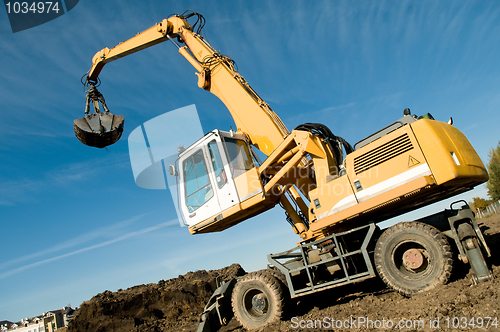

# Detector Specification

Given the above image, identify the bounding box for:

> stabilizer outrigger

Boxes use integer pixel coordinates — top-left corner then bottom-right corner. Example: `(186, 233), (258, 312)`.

(196, 277), (236, 332)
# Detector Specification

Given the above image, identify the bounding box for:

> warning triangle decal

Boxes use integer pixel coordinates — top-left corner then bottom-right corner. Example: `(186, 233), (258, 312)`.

(408, 155), (421, 168)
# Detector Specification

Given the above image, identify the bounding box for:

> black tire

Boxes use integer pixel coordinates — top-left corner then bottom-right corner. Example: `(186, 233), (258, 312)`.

(231, 271), (284, 330)
(374, 221), (453, 297)
(264, 267), (288, 288)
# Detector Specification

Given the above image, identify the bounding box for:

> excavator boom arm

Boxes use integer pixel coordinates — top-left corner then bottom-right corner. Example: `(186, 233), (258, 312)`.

(87, 19), (172, 82)
(171, 19), (290, 155)
(84, 14), (289, 155)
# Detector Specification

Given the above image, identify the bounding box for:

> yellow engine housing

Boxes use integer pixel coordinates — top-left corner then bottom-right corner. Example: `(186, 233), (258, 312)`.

(305, 119), (488, 239)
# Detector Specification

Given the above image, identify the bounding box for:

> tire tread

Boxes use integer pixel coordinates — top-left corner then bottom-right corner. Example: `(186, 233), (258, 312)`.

(231, 270), (285, 330)
(374, 221), (453, 297)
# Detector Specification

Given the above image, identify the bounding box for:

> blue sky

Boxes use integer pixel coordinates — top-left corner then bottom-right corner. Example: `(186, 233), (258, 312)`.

(1, 0), (499, 322)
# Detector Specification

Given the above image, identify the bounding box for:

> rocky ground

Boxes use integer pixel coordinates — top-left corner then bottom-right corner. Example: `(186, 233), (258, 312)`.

(68, 215), (500, 332)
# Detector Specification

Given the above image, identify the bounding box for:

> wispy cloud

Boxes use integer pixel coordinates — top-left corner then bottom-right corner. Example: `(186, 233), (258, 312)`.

(284, 101), (358, 126)
(0, 213), (147, 270)
(0, 154), (130, 206)
(0, 218), (178, 280)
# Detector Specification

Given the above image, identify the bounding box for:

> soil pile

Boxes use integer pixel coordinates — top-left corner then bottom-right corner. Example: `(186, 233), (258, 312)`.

(69, 215), (500, 332)
(68, 264), (245, 332)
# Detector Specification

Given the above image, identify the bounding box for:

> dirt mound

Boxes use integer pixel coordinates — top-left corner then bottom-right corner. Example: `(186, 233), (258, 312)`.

(68, 264), (245, 332)
(69, 215), (500, 332)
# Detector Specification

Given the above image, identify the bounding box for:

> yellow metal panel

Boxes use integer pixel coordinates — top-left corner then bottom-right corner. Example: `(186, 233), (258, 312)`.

(345, 125), (426, 192)
(307, 175), (435, 238)
(411, 120), (488, 186)
(309, 174), (357, 222)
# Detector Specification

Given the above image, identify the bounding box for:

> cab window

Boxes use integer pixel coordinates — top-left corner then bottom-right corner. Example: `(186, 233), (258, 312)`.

(208, 140), (227, 189)
(182, 149), (214, 212)
(224, 138), (254, 177)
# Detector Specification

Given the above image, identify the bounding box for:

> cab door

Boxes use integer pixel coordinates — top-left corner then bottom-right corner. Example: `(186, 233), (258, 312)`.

(207, 138), (240, 212)
(178, 133), (239, 227)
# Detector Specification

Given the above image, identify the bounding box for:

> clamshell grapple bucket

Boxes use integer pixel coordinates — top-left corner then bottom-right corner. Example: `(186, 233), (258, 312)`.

(74, 112), (124, 148)
(74, 84), (124, 148)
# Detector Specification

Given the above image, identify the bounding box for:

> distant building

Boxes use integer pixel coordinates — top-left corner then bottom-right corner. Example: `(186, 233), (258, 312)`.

(0, 317), (43, 332)
(0, 321), (13, 332)
(1, 307), (75, 332)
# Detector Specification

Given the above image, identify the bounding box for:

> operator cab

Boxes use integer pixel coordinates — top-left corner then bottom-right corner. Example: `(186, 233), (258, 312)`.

(174, 130), (267, 231)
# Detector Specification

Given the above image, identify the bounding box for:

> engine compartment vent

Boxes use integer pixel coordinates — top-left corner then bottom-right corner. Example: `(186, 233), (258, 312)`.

(354, 134), (413, 175)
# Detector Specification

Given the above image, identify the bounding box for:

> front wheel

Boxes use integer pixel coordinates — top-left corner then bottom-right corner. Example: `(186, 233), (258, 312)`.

(374, 221), (453, 297)
(231, 271), (285, 330)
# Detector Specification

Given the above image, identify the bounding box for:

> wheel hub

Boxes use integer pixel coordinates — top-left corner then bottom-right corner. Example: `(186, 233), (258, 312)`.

(402, 248), (424, 270)
(251, 293), (267, 313)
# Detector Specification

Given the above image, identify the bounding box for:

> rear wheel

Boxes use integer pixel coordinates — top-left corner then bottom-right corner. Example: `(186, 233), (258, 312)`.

(374, 221), (453, 296)
(231, 271), (284, 330)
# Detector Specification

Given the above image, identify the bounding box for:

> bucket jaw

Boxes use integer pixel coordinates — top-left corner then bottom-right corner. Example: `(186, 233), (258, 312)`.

(74, 84), (124, 148)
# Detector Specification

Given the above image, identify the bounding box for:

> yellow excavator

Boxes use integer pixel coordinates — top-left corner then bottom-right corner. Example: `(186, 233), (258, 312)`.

(75, 11), (493, 331)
